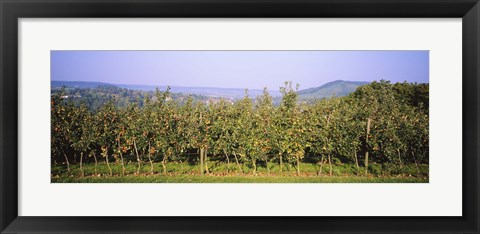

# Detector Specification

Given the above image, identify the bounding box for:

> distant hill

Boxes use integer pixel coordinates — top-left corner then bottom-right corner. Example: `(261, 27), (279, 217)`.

(51, 81), (282, 99)
(51, 81), (114, 89)
(298, 80), (370, 99)
(51, 80), (368, 100)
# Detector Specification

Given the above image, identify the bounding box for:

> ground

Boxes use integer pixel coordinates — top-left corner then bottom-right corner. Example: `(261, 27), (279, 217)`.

(51, 161), (429, 183)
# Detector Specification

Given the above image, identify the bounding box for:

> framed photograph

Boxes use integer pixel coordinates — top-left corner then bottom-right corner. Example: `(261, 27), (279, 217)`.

(1, 0), (478, 233)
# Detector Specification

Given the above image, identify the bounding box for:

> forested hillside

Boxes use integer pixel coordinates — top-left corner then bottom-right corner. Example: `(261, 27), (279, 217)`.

(297, 80), (370, 99)
(51, 85), (212, 110)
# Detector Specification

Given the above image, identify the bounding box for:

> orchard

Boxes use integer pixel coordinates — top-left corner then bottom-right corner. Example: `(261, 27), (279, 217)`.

(51, 80), (429, 182)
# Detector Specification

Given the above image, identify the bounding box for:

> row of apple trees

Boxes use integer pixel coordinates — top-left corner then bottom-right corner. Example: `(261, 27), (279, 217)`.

(51, 80), (428, 176)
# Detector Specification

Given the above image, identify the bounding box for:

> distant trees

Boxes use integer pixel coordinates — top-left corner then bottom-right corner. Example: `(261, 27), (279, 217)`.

(51, 80), (429, 177)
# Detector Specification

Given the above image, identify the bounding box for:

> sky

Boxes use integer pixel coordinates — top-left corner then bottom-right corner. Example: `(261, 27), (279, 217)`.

(51, 50), (429, 91)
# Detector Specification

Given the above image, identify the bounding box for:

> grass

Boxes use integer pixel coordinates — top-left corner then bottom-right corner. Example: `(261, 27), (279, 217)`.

(51, 161), (428, 183)
(52, 174), (427, 183)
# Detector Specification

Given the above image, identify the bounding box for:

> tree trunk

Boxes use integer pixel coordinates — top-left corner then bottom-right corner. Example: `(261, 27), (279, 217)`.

(233, 152), (243, 173)
(147, 142), (154, 174)
(265, 158), (270, 175)
(162, 156), (167, 175)
(223, 149), (230, 173)
(93, 153), (98, 175)
(133, 140), (142, 175)
(364, 152), (369, 175)
(365, 118), (371, 175)
(106, 153), (112, 176)
(252, 159), (257, 175)
(397, 148), (403, 169)
(296, 155), (301, 176)
(204, 148), (210, 174)
(79, 152), (84, 177)
(354, 151), (360, 175)
(318, 155), (325, 176)
(117, 136), (126, 176)
(328, 154), (333, 176)
(279, 154), (283, 172)
(63, 153), (70, 173)
(200, 148), (204, 175)
(412, 150), (420, 176)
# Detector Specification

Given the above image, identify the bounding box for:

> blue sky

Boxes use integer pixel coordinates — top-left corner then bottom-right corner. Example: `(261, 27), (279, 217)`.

(51, 50), (429, 90)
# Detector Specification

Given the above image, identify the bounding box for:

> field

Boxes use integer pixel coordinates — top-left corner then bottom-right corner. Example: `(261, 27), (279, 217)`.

(51, 162), (428, 183)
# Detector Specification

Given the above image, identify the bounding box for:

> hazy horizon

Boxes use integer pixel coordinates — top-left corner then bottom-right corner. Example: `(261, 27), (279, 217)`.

(51, 51), (429, 90)
(52, 79), (374, 91)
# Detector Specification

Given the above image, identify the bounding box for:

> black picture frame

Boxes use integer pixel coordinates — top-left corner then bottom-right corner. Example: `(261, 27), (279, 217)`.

(1, 0), (478, 233)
